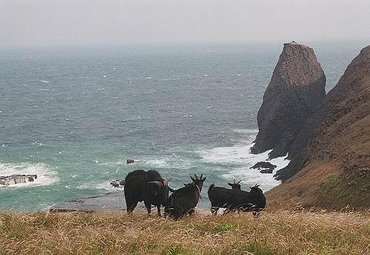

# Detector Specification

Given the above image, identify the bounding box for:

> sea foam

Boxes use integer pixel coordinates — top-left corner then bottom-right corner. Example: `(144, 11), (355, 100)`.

(198, 129), (290, 192)
(0, 162), (58, 188)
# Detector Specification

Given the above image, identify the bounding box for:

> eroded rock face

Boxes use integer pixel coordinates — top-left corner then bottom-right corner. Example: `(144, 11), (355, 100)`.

(251, 42), (326, 158)
(275, 45), (370, 182)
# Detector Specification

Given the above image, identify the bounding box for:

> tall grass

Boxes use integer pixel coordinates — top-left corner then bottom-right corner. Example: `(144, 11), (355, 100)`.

(0, 210), (369, 255)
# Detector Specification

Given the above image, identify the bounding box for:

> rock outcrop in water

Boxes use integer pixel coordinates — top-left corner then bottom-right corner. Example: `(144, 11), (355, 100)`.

(251, 42), (326, 158)
(250, 162), (277, 174)
(0, 174), (38, 186)
(268, 45), (370, 209)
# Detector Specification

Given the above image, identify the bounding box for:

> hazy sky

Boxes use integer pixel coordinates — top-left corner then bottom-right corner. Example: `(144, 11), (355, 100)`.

(1, 0), (370, 48)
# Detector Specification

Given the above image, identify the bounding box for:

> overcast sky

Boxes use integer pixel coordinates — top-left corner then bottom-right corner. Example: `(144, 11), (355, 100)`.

(1, 0), (370, 48)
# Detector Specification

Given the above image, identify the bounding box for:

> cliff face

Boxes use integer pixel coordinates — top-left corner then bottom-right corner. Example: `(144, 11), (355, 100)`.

(269, 45), (370, 209)
(251, 42), (326, 158)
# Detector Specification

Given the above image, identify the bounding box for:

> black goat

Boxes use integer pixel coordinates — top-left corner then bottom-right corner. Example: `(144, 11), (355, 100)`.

(228, 184), (266, 213)
(208, 180), (241, 215)
(164, 174), (207, 220)
(124, 170), (173, 216)
(208, 183), (266, 215)
(227, 180), (242, 190)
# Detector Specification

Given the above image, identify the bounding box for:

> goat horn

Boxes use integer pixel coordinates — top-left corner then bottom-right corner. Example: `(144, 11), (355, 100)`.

(194, 174), (198, 180)
(148, 181), (163, 187)
(237, 180), (241, 184)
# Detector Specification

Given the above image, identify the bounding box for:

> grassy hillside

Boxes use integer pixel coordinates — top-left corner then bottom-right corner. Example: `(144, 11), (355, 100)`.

(0, 210), (369, 255)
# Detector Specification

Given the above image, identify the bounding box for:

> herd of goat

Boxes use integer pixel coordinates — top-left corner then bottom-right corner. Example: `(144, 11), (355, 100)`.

(111, 169), (266, 220)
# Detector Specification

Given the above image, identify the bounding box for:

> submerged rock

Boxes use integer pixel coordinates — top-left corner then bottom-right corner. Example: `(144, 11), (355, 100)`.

(251, 41), (326, 159)
(250, 161), (277, 170)
(250, 161), (276, 174)
(0, 174), (38, 186)
(110, 179), (125, 187)
(260, 169), (273, 174)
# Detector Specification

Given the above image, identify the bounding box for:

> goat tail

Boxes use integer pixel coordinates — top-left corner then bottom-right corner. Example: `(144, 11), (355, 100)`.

(208, 184), (215, 193)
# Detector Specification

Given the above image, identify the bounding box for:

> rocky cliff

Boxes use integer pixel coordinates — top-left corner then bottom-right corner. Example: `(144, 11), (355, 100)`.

(269, 45), (370, 209)
(251, 42), (326, 158)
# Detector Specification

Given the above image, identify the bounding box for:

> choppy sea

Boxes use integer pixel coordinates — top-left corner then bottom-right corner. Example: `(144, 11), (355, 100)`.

(0, 42), (362, 211)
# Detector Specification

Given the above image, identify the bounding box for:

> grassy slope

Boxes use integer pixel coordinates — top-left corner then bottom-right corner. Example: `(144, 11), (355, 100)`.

(0, 211), (369, 255)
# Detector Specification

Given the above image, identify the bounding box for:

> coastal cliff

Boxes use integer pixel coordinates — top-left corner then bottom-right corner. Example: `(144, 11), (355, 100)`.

(251, 42), (326, 158)
(268, 45), (370, 209)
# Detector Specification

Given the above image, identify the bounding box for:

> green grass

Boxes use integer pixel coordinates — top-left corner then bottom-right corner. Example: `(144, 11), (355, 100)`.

(0, 210), (369, 255)
(317, 174), (360, 209)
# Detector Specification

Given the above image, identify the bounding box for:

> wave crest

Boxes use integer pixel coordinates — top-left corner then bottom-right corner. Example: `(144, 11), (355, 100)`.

(0, 162), (58, 188)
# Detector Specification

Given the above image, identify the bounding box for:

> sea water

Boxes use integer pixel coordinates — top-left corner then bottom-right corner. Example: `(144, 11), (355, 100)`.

(0, 43), (362, 211)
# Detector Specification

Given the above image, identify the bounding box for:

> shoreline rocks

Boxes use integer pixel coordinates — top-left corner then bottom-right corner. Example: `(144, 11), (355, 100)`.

(110, 179), (125, 187)
(0, 174), (38, 186)
(250, 161), (276, 174)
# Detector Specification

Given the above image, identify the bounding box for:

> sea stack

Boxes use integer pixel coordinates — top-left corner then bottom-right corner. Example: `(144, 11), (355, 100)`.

(269, 45), (370, 209)
(251, 41), (326, 158)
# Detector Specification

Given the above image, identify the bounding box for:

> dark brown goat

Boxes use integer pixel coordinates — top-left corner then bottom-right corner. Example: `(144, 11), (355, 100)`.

(164, 174), (207, 220)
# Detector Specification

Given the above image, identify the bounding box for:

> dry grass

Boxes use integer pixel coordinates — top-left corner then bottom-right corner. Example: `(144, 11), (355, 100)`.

(0, 210), (369, 255)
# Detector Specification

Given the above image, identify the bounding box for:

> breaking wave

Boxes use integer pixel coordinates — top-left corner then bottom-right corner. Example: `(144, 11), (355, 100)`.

(197, 131), (290, 192)
(0, 162), (59, 188)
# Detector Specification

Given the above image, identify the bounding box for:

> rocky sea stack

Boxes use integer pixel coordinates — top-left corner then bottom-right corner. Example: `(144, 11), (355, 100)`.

(251, 42), (326, 158)
(268, 45), (370, 209)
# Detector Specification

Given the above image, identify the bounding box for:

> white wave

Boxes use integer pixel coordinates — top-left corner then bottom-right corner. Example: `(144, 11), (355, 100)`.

(143, 159), (169, 168)
(221, 153), (290, 192)
(159, 78), (181, 81)
(198, 139), (290, 191)
(222, 150), (290, 191)
(199, 143), (257, 165)
(31, 141), (45, 146)
(40, 80), (50, 83)
(233, 129), (259, 134)
(269, 155), (291, 170)
(103, 154), (195, 171)
(0, 162), (58, 188)
(221, 167), (281, 192)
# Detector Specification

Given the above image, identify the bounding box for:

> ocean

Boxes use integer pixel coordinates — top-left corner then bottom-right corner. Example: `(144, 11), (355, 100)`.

(0, 42), (362, 211)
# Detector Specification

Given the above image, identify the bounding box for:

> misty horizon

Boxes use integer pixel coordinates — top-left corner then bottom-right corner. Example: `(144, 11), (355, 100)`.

(1, 0), (370, 49)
